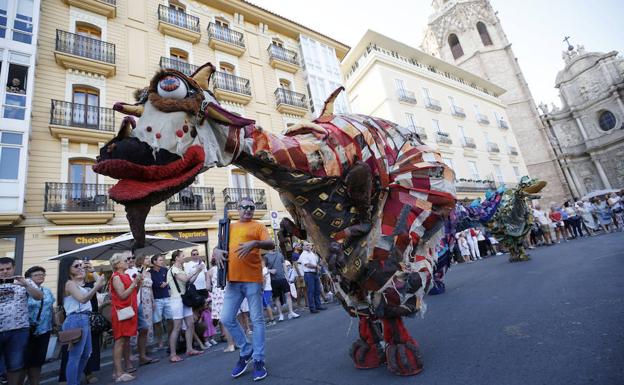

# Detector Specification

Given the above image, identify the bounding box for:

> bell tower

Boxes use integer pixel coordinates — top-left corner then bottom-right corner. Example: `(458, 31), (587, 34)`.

(422, 0), (571, 203)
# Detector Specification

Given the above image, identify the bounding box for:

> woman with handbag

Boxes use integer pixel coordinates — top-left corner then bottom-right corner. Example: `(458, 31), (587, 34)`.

(166, 250), (205, 363)
(58, 257), (105, 385)
(24, 266), (55, 385)
(109, 252), (141, 382)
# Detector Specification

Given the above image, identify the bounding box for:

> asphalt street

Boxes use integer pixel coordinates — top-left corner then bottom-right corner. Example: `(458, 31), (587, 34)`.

(44, 232), (624, 385)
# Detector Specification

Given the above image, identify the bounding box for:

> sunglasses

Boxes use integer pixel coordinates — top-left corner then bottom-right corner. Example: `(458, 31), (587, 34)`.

(72, 264), (83, 269)
(127, 257), (136, 260)
(239, 205), (255, 211)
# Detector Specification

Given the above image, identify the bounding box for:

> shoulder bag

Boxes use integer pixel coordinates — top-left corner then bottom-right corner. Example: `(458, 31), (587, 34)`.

(170, 269), (205, 308)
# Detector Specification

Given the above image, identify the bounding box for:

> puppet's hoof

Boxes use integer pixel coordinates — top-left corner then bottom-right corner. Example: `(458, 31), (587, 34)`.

(509, 255), (531, 263)
(350, 339), (385, 369)
(385, 342), (423, 376)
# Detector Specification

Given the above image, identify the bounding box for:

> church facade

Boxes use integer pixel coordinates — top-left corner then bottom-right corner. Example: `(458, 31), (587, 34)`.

(422, 0), (572, 203)
(538, 45), (624, 197)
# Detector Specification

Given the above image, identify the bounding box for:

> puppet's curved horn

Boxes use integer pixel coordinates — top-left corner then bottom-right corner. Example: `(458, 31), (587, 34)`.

(191, 63), (216, 90)
(113, 102), (144, 117)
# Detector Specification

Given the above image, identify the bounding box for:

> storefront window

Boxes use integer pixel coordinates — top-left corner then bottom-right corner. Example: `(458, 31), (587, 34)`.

(4, 63), (28, 120)
(0, 132), (22, 180)
(13, 0), (33, 44)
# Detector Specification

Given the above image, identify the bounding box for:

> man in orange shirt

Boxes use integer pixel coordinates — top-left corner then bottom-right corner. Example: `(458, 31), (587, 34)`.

(213, 197), (274, 381)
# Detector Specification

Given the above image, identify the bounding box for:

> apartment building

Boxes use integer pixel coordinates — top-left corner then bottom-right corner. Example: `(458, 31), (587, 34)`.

(342, 30), (529, 200)
(0, 0), (39, 273)
(21, 0), (348, 283)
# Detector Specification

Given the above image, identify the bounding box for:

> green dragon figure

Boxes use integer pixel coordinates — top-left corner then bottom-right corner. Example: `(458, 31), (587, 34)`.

(487, 176), (547, 262)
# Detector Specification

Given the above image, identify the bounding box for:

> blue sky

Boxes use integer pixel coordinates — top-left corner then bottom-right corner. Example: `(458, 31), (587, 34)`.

(248, 0), (623, 106)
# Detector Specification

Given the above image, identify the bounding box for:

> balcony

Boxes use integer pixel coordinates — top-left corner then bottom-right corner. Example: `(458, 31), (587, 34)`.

(456, 179), (496, 193)
(397, 89), (417, 104)
(160, 56), (198, 76)
(49, 100), (116, 144)
(487, 142), (500, 153)
(275, 88), (308, 116)
(208, 22), (245, 56)
(268, 44), (299, 73)
(213, 72), (252, 105)
(436, 132), (452, 145)
(409, 125), (427, 140)
(451, 105), (466, 118)
(54, 30), (116, 77)
(476, 113), (490, 125)
(43, 182), (115, 225)
(223, 188), (268, 219)
(157, 5), (201, 43)
(461, 137), (476, 149)
(62, 0), (116, 18)
(498, 119), (509, 129)
(508, 145), (519, 156)
(425, 97), (442, 112)
(165, 187), (217, 222)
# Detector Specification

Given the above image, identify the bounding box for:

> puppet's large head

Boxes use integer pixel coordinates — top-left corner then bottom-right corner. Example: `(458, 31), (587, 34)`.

(94, 62), (254, 248)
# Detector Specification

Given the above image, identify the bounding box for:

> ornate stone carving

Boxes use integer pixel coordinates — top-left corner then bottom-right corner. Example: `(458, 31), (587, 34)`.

(428, 1), (497, 46)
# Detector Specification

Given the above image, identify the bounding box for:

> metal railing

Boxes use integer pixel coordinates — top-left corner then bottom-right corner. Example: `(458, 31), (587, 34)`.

(44, 182), (114, 212)
(213, 72), (252, 95)
(498, 119), (509, 129)
(55, 29), (115, 64)
(165, 187), (216, 211)
(425, 97), (442, 111)
(461, 137), (476, 148)
(436, 132), (452, 144)
(50, 100), (116, 131)
(158, 5), (200, 32)
(208, 22), (245, 47)
(408, 125), (427, 140)
(456, 180), (496, 192)
(508, 145), (519, 155)
(268, 44), (299, 66)
(487, 142), (500, 153)
(451, 105), (466, 118)
(223, 188), (267, 210)
(275, 88), (307, 109)
(397, 89), (417, 104)
(96, 0), (116, 4)
(160, 56), (198, 76)
(476, 113), (490, 125)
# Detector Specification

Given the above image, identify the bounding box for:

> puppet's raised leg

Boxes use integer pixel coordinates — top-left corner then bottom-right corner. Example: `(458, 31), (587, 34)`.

(383, 318), (423, 376)
(350, 317), (385, 369)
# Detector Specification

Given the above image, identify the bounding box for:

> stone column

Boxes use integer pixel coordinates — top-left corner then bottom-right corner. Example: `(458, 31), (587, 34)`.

(562, 166), (581, 198)
(615, 96), (624, 116)
(592, 158), (612, 189)
(573, 114), (589, 140)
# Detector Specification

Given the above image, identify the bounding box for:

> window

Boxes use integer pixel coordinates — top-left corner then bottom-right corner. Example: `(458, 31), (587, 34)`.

(493, 164), (503, 183)
(476, 22), (493, 46)
(459, 125), (467, 140)
(598, 110), (616, 131)
(69, 159), (97, 200)
(72, 86), (100, 127)
(13, 0), (33, 44)
(168, 0), (185, 13)
(272, 38), (284, 48)
(448, 96), (455, 107)
(405, 113), (417, 128)
(468, 161), (479, 179)
(513, 166), (520, 178)
(0, 0), (7, 38)
(231, 169), (250, 190)
(4, 63), (28, 120)
(279, 78), (292, 90)
(448, 33), (463, 59)
(432, 119), (440, 132)
(395, 79), (405, 91)
(422, 87), (431, 99)
(219, 62), (235, 74)
(214, 16), (228, 28)
(0, 132), (22, 180)
(75, 22), (101, 39)
(170, 48), (188, 62)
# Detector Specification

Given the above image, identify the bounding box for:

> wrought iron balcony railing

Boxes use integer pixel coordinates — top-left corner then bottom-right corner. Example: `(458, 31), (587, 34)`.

(498, 119), (509, 129)
(55, 29), (115, 64)
(50, 99), (116, 131)
(425, 97), (442, 111)
(223, 188), (267, 210)
(408, 125), (427, 140)
(487, 142), (500, 153)
(158, 5), (200, 32)
(451, 105), (466, 118)
(165, 187), (216, 211)
(213, 72), (252, 95)
(476, 113), (490, 125)
(44, 182), (114, 212)
(397, 89), (417, 104)
(436, 132), (452, 144)
(456, 180), (497, 192)
(159, 56), (198, 76)
(508, 145), (519, 155)
(267, 44), (299, 66)
(208, 22), (245, 48)
(461, 137), (476, 148)
(275, 88), (307, 109)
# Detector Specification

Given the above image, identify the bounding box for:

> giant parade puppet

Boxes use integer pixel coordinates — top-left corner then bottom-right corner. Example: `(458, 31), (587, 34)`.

(93, 63), (456, 376)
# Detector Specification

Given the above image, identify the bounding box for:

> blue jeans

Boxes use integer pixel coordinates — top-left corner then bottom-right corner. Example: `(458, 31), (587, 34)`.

(63, 313), (92, 385)
(304, 272), (322, 311)
(0, 327), (29, 371)
(221, 282), (265, 361)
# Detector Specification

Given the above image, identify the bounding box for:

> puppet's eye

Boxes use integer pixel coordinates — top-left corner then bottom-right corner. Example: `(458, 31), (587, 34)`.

(157, 75), (187, 99)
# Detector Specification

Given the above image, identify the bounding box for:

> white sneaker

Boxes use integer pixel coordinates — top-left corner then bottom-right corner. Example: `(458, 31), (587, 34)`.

(278, 314), (284, 322)
(288, 312), (300, 319)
